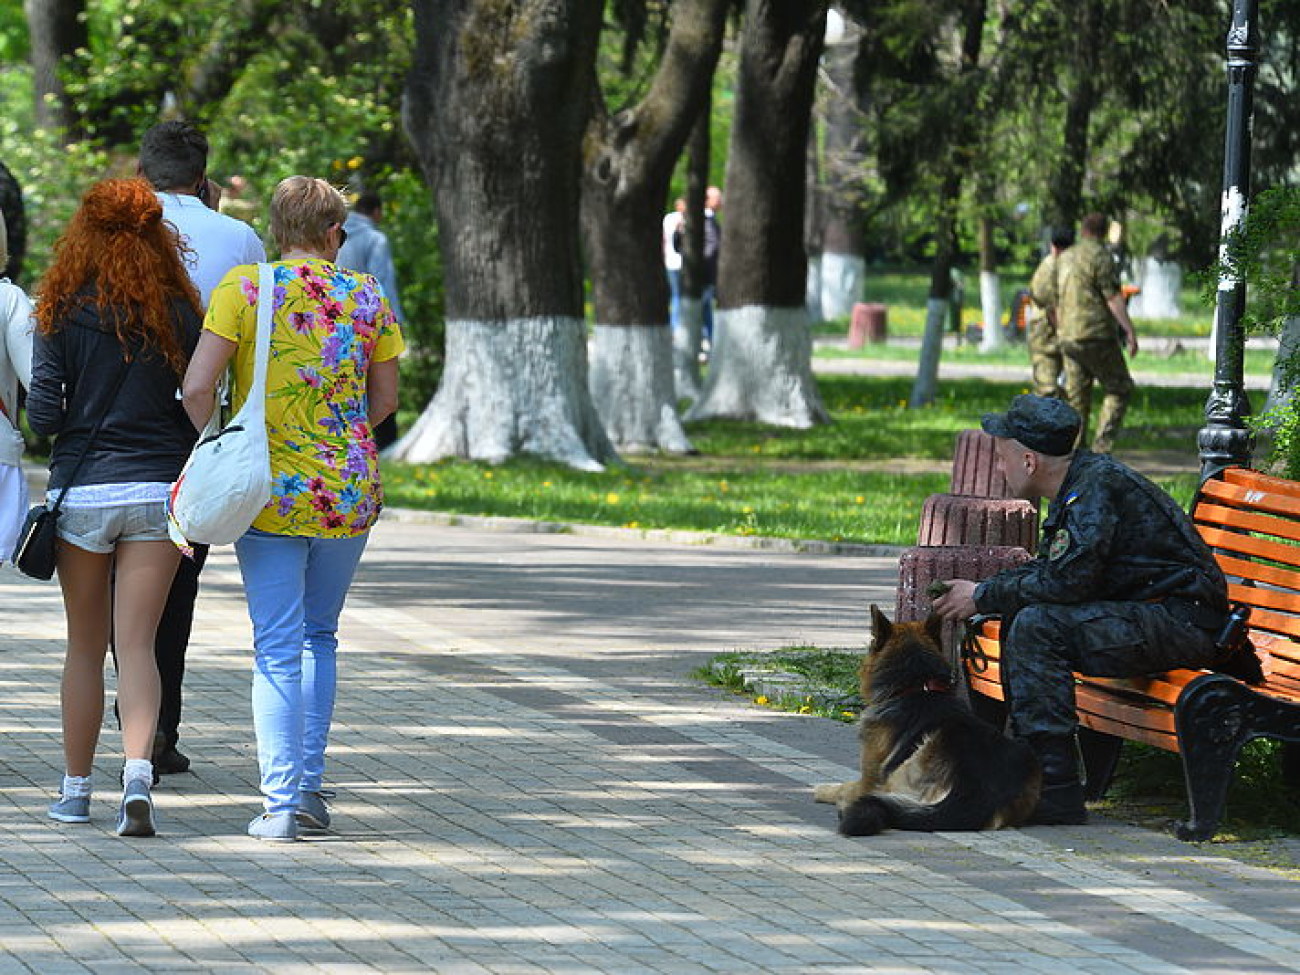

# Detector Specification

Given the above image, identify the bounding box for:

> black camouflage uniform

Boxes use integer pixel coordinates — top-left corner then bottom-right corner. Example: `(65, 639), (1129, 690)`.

(974, 450), (1229, 739)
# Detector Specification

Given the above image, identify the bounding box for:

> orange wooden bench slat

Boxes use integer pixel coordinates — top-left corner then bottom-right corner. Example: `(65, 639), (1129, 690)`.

(1223, 466), (1300, 498)
(1217, 555), (1300, 597)
(1198, 525), (1300, 569)
(1194, 501), (1300, 544)
(1224, 582), (1300, 623)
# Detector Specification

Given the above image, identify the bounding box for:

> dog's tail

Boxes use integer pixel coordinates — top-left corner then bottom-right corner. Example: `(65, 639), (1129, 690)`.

(839, 786), (998, 837)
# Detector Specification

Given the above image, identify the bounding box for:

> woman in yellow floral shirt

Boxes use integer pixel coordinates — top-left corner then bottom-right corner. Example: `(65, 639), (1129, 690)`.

(182, 176), (403, 842)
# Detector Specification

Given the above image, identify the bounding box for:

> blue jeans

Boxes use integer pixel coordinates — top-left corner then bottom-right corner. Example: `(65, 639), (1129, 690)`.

(666, 268), (682, 330)
(234, 528), (369, 815)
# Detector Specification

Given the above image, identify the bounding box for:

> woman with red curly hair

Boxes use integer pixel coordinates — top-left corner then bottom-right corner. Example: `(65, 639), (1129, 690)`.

(28, 178), (203, 838)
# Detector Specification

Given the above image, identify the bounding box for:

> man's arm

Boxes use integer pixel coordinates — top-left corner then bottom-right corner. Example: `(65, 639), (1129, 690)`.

(1108, 292), (1138, 357)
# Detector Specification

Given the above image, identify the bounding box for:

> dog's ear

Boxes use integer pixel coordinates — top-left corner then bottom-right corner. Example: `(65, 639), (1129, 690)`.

(923, 612), (944, 646)
(869, 605), (892, 644)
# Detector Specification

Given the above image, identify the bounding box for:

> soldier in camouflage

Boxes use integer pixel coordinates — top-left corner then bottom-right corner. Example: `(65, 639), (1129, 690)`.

(1055, 213), (1139, 453)
(1025, 226), (1075, 398)
(933, 394), (1229, 825)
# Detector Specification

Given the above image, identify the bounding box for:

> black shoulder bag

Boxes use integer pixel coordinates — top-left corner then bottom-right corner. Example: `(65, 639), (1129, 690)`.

(11, 358), (133, 580)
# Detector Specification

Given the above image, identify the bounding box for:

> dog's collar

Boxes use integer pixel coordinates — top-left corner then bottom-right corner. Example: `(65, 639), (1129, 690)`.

(901, 677), (953, 696)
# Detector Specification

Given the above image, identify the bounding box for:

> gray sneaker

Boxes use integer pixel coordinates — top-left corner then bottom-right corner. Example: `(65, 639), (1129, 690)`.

(296, 791), (331, 830)
(248, 811), (299, 842)
(116, 779), (156, 837)
(48, 794), (91, 824)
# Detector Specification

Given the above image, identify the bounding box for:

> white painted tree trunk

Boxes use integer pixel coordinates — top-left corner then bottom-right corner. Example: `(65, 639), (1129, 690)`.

(674, 296), (704, 402)
(910, 297), (949, 407)
(390, 316), (615, 471)
(820, 251), (865, 322)
(978, 270), (1003, 352)
(685, 305), (829, 428)
(1129, 257), (1182, 319)
(805, 255), (822, 323)
(590, 324), (693, 454)
(1265, 315), (1300, 414)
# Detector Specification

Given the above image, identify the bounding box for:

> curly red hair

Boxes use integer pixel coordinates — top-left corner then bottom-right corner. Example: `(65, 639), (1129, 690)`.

(35, 178), (202, 376)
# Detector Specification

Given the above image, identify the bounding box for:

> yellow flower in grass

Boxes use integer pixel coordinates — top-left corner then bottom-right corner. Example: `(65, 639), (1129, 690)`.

(605, 492), (620, 504)
(483, 471), (494, 479)
(855, 495), (865, 504)
(754, 695), (770, 705)
(542, 481), (552, 488)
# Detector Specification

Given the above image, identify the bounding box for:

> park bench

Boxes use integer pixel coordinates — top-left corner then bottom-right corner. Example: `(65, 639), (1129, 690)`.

(962, 466), (1300, 841)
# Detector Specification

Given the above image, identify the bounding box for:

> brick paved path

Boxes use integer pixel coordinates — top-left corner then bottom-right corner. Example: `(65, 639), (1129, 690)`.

(1, 517), (1297, 973)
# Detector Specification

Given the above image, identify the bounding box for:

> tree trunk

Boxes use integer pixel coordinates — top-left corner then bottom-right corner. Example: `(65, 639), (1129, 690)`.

(582, 0), (728, 453)
(1045, 0), (1100, 229)
(396, 0), (614, 471)
(24, 0), (87, 139)
(977, 209), (1002, 351)
(688, 0), (830, 429)
(910, 0), (986, 407)
(816, 16), (867, 323)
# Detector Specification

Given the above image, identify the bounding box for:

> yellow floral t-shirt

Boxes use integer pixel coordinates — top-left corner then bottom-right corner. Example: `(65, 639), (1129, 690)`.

(204, 259), (405, 537)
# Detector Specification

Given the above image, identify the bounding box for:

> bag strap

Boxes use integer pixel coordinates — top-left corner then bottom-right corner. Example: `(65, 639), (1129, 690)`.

(244, 263), (274, 403)
(49, 355), (134, 515)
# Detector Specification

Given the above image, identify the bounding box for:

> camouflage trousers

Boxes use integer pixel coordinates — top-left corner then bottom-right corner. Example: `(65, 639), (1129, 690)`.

(1027, 317), (1063, 398)
(1060, 337), (1135, 454)
(999, 601), (1219, 739)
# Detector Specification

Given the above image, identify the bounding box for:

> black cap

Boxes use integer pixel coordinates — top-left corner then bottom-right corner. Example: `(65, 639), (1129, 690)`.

(981, 395), (1080, 456)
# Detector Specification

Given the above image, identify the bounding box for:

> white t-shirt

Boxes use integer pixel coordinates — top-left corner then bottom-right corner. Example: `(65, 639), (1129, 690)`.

(662, 211), (683, 272)
(158, 193), (266, 307)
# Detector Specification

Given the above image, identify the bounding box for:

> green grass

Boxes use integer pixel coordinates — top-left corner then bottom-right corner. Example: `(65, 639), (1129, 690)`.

(815, 268), (1216, 339)
(814, 336), (1279, 379)
(385, 375), (1211, 545)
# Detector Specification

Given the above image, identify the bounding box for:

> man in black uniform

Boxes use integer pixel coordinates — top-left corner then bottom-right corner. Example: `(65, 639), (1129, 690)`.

(932, 395), (1229, 825)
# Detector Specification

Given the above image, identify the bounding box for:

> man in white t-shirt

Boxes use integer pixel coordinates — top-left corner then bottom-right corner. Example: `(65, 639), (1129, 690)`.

(136, 120), (266, 777)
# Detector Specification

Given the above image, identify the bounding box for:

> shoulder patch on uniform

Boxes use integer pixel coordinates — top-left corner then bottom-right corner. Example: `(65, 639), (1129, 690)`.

(1048, 530), (1071, 560)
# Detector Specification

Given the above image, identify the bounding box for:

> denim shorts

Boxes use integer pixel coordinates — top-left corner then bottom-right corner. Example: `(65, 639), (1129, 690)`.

(53, 502), (171, 554)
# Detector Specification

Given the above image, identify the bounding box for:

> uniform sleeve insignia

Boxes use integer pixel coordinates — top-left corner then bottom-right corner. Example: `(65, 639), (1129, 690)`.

(1048, 530), (1071, 560)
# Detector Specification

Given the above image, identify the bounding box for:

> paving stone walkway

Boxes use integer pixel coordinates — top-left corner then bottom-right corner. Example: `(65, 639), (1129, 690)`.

(1, 516), (1297, 973)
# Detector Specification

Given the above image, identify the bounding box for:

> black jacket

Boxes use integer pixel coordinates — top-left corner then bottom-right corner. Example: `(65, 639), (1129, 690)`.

(975, 450), (1228, 621)
(27, 296), (202, 490)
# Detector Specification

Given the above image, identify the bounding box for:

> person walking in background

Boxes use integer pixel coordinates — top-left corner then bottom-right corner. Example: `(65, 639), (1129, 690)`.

(28, 179), (203, 837)
(1025, 226), (1074, 399)
(336, 190), (404, 450)
(662, 197), (685, 330)
(1055, 212), (1138, 454)
(702, 186), (722, 349)
(0, 211), (34, 564)
(182, 176), (404, 842)
(138, 120), (267, 778)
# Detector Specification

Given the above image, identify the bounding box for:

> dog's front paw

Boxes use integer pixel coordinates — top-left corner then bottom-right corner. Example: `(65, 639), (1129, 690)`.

(813, 783), (841, 804)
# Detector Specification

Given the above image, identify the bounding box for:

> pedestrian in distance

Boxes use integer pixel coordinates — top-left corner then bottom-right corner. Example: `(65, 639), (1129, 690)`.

(137, 119), (267, 779)
(335, 189), (404, 450)
(182, 176), (404, 842)
(931, 394), (1231, 826)
(1054, 212), (1138, 453)
(0, 211), (34, 564)
(30, 178), (204, 837)
(1025, 226), (1074, 399)
(662, 196), (686, 330)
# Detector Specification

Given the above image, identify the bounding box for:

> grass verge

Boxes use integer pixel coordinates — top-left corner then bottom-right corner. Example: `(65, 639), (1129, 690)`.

(384, 374), (1210, 547)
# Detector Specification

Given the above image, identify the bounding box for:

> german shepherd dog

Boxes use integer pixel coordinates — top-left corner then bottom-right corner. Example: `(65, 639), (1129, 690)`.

(814, 606), (1040, 835)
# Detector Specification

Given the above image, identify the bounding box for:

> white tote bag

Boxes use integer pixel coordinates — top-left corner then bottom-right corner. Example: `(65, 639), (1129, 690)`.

(167, 263), (274, 548)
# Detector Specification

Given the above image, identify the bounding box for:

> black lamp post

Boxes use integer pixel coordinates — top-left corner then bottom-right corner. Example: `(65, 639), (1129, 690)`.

(1198, 0), (1259, 480)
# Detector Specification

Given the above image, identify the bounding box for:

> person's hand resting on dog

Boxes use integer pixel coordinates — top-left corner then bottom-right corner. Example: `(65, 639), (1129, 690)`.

(930, 579), (978, 622)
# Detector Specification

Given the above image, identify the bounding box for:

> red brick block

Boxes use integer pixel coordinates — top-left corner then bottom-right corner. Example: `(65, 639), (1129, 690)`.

(917, 493), (1039, 553)
(950, 429), (1014, 498)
